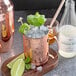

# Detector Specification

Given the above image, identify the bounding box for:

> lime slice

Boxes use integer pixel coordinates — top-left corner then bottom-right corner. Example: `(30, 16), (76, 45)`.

(7, 53), (25, 69)
(11, 59), (25, 76)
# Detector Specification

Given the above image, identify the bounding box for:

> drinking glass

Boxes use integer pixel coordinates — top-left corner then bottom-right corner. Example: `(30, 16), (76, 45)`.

(44, 18), (59, 45)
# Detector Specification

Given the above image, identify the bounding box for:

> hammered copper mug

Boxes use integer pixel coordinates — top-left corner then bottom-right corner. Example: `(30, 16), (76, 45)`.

(23, 34), (48, 66)
(23, 18), (59, 66)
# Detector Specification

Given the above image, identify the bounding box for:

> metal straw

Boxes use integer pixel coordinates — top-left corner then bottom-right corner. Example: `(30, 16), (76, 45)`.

(48, 0), (65, 59)
(49, 0), (65, 29)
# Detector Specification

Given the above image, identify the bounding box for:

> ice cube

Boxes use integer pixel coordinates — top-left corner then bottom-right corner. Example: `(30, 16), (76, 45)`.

(26, 26), (48, 38)
(31, 63), (36, 70)
(37, 66), (43, 72)
(40, 25), (48, 31)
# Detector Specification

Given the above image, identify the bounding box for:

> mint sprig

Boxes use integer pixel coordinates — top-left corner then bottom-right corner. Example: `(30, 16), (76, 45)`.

(27, 12), (46, 27)
(19, 23), (30, 34)
(24, 57), (31, 70)
(25, 64), (31, 70)
(24, 57), (31, 64)
(18, 12), (46, 35)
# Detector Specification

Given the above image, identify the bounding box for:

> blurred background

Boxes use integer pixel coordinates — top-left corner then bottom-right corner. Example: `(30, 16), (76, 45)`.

(12, 0), (61, 10)
(12, 0), (76, 21)
(12, 0), (65, 22)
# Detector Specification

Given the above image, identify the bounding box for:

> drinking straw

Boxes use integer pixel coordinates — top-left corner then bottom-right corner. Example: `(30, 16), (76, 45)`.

(48, 0), (65, 59)
(49, 0), (65, 29)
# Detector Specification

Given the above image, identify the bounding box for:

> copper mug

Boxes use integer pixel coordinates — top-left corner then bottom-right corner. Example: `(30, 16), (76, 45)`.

(0, 0), (14, 53)
(23, 34), (48, 66)
(23, 18), (59, 66)
(0, 19), (14, 53)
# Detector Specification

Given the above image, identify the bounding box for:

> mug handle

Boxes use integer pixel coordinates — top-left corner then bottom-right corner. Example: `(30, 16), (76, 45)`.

(53, 36), (59, 50)
(48, 35), (59, 48)
(48, 35), (59, 59)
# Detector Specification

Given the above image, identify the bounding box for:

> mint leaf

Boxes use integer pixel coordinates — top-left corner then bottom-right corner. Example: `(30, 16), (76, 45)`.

(25, 57), (31, 64)
(25, 64), (31, 70)
(38, 15), (46, 25)
(35, 12), (40, 17)
(27, 15), (34, 25)
(27, 12), (46, 27)
(19, 23), (30, 34)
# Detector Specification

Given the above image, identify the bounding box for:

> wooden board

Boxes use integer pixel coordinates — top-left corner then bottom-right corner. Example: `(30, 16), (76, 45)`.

(1, 48), (58, 76)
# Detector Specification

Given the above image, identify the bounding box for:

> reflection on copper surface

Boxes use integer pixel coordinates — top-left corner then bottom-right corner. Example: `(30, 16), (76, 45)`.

(1, 25), (7, 38)
(1, 24), (11, 42)
(0, 9), (14, 52)
(10, 49), (15, 57)
(23, 35), (49, 66)
(0, 56), (2, 68)
(0, 57), (1, 63)
(0, 35), (13, 53)
(0, 44), (2, 48)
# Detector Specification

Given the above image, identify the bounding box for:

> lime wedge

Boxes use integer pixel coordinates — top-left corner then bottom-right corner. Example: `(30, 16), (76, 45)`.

(7, 53), (25, 69)
(11, 59), (25, 76)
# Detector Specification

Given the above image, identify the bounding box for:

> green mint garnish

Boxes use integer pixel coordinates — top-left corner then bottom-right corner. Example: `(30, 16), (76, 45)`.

(25, 57), (31, 64)
(25, 64), (31, 70)
(18, 12), (46, 35)
(27, 12), (46, 27)
(19, 23), (30, 34)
